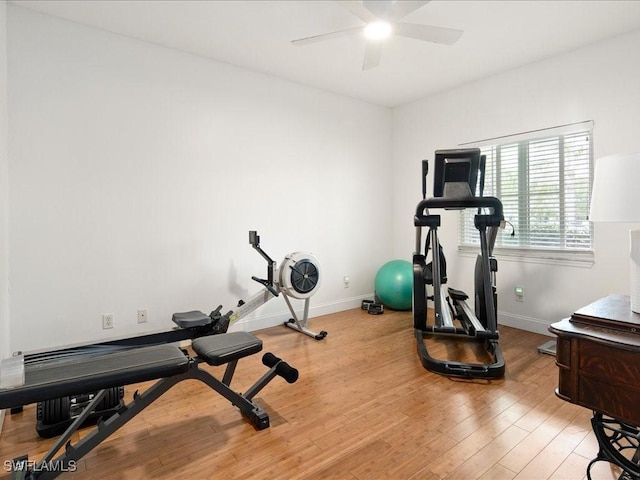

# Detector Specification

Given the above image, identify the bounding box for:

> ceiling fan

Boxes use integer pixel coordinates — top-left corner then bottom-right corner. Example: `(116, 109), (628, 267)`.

(291, 1), (463, 71)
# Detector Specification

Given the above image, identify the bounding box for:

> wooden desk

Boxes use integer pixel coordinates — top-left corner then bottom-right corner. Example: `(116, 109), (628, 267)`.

(550, 294), (640, 478)
(550, 294), (640, 426)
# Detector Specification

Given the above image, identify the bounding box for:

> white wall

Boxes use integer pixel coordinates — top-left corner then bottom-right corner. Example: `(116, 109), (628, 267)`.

(393, 29), (640, 335)
(7, 6), (392, 352)
(0, 1), (7, 353)
(0, 0), (8, 430)
(11, 5), (639, 355)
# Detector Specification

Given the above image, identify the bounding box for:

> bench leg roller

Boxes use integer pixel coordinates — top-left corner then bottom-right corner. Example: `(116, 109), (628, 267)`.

(275, 362), (298, 384)
(262, 353), (297, 382)
(262, 352), (280, 368)
(244, 353), (298, 401)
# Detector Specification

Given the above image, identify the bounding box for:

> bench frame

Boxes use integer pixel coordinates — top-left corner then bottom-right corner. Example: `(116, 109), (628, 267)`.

(3, 332), (297, 480)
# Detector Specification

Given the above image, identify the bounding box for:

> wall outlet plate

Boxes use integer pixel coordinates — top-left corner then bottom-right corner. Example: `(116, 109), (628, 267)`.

(102, 313), (114, 329)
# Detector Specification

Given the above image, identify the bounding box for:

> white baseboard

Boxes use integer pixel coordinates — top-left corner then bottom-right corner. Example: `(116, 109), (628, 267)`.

(224, 297), (554, 339)
(228, 294), (371, 333)
(13, 300), (553, 356)
(498, 311), (554, 337)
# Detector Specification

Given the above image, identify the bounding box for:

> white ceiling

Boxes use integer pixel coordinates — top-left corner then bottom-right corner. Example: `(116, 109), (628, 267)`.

(10, 0), (640, 107)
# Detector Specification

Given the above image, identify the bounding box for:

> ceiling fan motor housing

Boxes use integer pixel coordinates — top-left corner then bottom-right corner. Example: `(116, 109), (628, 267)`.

(279, 252), (321, 299)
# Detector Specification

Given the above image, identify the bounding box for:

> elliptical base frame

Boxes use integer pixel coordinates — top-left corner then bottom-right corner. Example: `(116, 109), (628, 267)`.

(414, 329), (505, 379)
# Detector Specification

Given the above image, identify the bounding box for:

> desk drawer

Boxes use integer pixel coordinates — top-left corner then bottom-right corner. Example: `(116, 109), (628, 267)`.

(579, 375), (640, 426)
(579, 340), (640, 383)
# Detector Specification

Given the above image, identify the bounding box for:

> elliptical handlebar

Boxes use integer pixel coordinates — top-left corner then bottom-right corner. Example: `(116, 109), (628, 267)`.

(414, 196), (503, 227)
(421, 159), (429, 200)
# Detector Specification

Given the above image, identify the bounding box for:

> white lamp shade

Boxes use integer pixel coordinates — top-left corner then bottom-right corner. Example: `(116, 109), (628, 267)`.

(590, 152), (640, 312)
(589, 152), (640, 222)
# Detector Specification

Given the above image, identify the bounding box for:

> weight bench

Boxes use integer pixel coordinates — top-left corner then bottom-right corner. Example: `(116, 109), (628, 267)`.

(0, 332), (298, 480)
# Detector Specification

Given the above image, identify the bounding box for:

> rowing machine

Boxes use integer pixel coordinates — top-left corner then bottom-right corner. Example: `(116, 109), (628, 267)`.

(10, 230), (323, 438)
(176, 231), (326, 339)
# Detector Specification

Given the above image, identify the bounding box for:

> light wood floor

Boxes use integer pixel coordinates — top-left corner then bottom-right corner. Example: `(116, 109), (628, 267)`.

(0, 308), (626, 479)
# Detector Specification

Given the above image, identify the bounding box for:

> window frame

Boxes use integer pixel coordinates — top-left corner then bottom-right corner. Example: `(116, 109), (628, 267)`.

(457, 121), (594, 265)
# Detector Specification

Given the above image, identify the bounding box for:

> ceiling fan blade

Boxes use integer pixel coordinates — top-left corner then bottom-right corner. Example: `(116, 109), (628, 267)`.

(336, 1), (377, 23)
(362, 41), (382, 70)
(363, 0), (393, 19)
(386, 1), (431, 22)
(393, 22), (463, 45)
(291, 26), (365, 46)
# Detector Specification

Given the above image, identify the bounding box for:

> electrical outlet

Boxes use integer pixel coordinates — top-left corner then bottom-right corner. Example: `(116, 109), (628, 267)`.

(102, 313), (114, 329)
(344, 275), (350, 288)
(515, 286), (524, 302)
(138, 309), (148, 323)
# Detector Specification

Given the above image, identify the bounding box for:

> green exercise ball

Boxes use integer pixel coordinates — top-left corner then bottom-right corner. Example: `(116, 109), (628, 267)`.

(374, 260), (413, 311)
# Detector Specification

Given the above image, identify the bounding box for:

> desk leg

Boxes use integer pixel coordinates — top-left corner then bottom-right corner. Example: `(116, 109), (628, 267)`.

(587, 412), (640, 480)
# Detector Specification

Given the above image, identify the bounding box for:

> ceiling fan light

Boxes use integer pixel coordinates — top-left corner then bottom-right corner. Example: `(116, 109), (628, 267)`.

(364, 21), (392, 41)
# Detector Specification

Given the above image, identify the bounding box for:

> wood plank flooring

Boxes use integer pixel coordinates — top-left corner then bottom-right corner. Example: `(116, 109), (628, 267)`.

(0, 309), (627, 479)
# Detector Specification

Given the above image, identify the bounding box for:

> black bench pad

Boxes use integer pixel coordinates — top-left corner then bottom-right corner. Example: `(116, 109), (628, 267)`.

(0, 344), (189, 410)
(192, 332), (262, 366)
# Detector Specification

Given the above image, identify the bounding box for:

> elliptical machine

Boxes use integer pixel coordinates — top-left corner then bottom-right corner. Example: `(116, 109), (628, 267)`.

(412, 148), (505, 379)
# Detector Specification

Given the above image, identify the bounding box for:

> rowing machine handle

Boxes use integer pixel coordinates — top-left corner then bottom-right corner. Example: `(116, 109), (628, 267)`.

(249, 230), (259, 247)
(248, 230), (276, 287)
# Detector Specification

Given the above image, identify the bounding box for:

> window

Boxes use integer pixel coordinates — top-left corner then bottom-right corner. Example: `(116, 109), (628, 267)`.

(458, 123), (593, 262)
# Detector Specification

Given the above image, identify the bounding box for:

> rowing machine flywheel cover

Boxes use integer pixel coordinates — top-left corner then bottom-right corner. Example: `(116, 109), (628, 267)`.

(279, 252), (321, 299)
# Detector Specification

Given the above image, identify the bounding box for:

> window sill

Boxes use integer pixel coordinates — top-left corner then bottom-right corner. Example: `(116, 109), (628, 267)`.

(458, 246), (594, 268)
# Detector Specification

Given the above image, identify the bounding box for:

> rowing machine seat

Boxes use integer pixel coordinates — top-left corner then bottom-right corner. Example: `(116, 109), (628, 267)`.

(171, 310), (212, 328)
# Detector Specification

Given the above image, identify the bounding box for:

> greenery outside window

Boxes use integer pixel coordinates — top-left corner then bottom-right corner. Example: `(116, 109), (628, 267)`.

(458, 122), (594, 263)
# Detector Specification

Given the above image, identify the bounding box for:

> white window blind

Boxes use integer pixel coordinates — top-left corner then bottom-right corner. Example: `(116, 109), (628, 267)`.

(459, 125), (593, 261)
